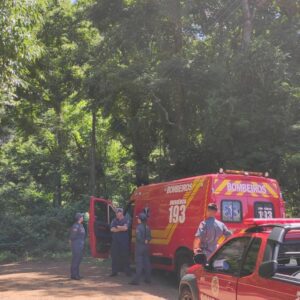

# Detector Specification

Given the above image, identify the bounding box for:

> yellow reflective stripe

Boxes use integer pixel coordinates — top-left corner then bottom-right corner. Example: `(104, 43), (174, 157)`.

(203, 178), (210, 220)
(214, 179), (229, 194)
(218, 236), (225, 244)
(151, 224), (174, 239)
(150, 178), (205, 245)
(151, 223), (178, 245)
(262, 183), (278, 198)
(150, 178), (203, 239)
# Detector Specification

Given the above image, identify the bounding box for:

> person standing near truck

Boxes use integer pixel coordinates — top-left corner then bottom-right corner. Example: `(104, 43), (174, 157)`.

(130, 213), (152, 285)
(70, 213), (85, 280)
(110, 208), (131, 277)
(193, 203), (232, 258)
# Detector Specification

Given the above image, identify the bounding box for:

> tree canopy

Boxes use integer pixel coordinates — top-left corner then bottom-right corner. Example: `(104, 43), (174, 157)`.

(0, 0), (299, 259)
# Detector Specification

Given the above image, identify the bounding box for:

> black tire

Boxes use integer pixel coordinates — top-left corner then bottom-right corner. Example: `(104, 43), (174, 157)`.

(176, 252), (193, 281)
(179, 286), (193, 300)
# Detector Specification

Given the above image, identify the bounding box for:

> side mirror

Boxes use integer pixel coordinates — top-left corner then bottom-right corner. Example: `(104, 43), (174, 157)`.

(194, 253), (207, 265)
(259, 260), (278, 278)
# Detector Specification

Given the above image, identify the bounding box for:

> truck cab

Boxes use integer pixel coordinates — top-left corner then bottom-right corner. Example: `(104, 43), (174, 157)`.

(179, 219), (300, 300)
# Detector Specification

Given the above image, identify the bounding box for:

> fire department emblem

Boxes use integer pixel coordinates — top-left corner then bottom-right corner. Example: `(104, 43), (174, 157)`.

(211, 276), (219, 297)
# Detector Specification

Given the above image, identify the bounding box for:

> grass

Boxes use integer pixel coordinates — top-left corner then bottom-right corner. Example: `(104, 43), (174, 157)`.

(0, 241), (94, 264)
(0, 251), (19, 264)
(0, 249), (108, 267)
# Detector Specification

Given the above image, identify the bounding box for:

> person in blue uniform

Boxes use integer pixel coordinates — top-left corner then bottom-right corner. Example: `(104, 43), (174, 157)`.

(130, 213), (152, 285)
(193, 203), (232, 258)
(70, 212), (85, 280)
(110, 208), (131, 277)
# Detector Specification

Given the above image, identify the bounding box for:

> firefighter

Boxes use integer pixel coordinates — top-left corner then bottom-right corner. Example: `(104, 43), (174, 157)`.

(130, 213), (152, 285)
(193, 203), (232, 258)
(70, 213), (85, 280)
(110, 208), (131, 277)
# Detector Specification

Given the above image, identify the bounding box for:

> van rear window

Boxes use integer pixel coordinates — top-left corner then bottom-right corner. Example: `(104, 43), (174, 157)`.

(255, 202), (274, 219)
(221, 200), (242, 222)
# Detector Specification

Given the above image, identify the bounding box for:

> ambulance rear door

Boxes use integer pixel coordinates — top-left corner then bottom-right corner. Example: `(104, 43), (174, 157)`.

(218, 197), (245, 235)
(247, 180), (281, 219)
(89, 197), (116, 258)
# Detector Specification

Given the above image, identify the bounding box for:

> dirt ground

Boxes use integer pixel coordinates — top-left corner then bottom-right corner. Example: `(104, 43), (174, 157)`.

(0, 258), (178, 300)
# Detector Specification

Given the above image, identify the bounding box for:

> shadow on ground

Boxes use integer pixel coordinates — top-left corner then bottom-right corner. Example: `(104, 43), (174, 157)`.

(0, 258), (178, 300)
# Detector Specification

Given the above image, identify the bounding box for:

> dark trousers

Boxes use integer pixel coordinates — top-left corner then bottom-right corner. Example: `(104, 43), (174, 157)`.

(70, 243), (83, 278)
(111, 241), (130, 275)
(132, 244), (151, 283)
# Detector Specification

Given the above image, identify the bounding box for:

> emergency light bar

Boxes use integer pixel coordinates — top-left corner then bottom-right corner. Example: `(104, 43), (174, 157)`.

(244, 218), (300, 234)
(219, 168), (269, 177)
(245, 218), (300, 226)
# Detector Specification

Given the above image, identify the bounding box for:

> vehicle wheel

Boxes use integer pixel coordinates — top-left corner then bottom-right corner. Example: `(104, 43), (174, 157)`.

(176, 253), (193, 281)
(179, 286), (193, 300)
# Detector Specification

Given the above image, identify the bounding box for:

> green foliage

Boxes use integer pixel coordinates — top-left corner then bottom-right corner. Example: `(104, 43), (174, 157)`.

(0, 0), (299, 260)
(0, 251), (19, 263)
(0, 0), (45, 105)
(0, 197), (89, 257)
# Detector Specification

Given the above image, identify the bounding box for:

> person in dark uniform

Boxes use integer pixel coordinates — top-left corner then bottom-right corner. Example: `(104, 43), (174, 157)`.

(70, 212), (85, 280)
(193, 203), (232, 258)
(110, 208), (131, 277)
(130, 213), (152, 285)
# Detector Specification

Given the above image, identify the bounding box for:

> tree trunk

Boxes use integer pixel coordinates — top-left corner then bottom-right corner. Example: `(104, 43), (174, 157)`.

(135, 157), (149, 187)
(241, 0), (255, 49)
(54, 104), (63, 207)
(173, 0), (184, 134)
(54, 172), (62, 207)
(167, 0), (187, 166)
(90, 109), (97, 196)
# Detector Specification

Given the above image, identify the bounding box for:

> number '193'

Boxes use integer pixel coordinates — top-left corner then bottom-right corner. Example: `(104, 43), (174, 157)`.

(169, 205), (186, 224)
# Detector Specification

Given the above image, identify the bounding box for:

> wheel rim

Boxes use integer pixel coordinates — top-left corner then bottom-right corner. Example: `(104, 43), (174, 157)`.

(182, 291), (192, 300)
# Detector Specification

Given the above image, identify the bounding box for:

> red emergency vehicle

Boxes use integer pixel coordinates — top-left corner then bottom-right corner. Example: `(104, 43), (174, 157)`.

(89, 170), (286, 278)
(179, 218), (300, 300)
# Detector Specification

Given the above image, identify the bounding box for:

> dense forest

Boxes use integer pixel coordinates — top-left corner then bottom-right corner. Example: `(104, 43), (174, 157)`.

(0, 0), (299, 260)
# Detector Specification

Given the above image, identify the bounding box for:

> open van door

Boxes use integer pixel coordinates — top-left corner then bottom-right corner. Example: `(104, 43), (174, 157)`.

(89, 197), (116, 258)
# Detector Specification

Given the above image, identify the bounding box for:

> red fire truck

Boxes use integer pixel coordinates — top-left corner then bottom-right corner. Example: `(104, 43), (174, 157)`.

(89, 170), (286, 278)
(179, 218), (300, 300)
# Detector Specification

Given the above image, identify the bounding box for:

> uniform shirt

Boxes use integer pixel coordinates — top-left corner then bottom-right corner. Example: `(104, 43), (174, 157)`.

(135, 223), (151, 245)
(195, 217), (231, 256)
(110, 217), (129, 244)
(70, 223), (85, 246)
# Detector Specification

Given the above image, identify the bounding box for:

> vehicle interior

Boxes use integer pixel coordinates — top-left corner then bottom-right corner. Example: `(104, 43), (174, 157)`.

(93, 201), (134, 254)
(93, 201), (114, 254)
(277, 242), (300, 278)
(275, 229), (300, 278)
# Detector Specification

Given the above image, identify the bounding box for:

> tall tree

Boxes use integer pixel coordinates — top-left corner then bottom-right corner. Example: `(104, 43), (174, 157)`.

(0, 0), (44, 139)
